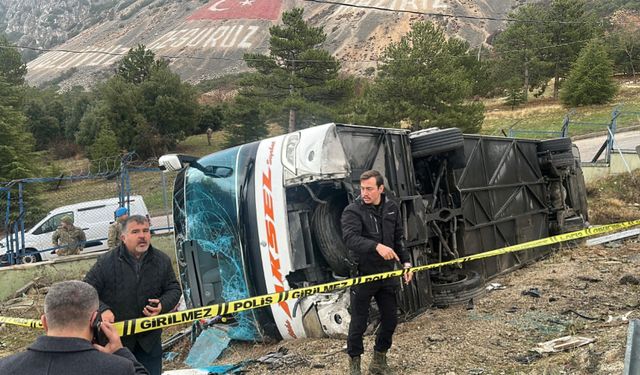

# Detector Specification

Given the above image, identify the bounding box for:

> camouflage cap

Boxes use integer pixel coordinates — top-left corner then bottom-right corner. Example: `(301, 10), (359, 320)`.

(60, 215), (74, 224)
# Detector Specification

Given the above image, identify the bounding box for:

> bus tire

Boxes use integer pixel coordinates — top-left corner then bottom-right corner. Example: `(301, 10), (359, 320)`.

(311, 194), (351, 277)
(431, 269), (484, 306)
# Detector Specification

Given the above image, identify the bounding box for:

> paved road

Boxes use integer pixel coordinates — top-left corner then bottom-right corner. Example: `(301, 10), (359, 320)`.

(573, 130), (640, 161)
(150, 215), (173, 234)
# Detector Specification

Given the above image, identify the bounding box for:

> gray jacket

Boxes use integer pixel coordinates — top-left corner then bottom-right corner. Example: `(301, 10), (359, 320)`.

(0, 336), (149, 375)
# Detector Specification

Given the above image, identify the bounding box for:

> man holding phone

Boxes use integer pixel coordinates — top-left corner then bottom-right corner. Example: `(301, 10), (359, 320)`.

(85, 215), (181, 375)
(0, 280), (148, 375)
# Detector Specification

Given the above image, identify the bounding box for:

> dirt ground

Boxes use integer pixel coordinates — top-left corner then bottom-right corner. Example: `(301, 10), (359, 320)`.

(4, 236), (637, 374)
(195, 239), (640, 375)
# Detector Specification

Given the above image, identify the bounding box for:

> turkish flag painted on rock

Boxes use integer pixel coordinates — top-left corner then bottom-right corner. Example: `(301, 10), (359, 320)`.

(188, 0), (283, 21)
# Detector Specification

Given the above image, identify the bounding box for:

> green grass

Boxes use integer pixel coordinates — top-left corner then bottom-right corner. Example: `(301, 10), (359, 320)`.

(31, 130), (226, 218)
(152, 233), (178, 273)
(174, 130), (227, 158)
(481, 84), (640, 139)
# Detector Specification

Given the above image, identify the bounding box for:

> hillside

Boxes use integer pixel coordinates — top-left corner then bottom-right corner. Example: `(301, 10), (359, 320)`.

(0, 0), (538, 88)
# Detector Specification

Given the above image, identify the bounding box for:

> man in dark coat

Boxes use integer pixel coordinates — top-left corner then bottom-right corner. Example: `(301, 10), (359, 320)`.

(341, 170), (413, 375)
(0, 280), (148, 375)
(85, 215), (181, 375)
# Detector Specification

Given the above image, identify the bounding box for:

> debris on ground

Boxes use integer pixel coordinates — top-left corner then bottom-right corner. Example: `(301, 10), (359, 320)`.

(162, 327), (191, 351)
(533, 335), (595, 354)
(163, 352), (179, 362)
(561, 309), (600, 321)
(164, 363), (245, 374)
(256, 347), (310, 370)
(1, 241), (640, 374)
(605, 311), (634, 323)
(184, 326), (231, 368)
(485, 282), (506, 291)
(586, 228), (640, 246)
(2, 297), (35, 311)
(576, 276), (602, 283)
(10, 280), (36, 299)
(620, 274), (640, 285)
(521, 287), (542, 298)
(514, 351), (542, 364)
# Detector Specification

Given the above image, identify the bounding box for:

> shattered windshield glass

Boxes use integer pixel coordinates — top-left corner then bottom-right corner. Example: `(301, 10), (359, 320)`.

(185, 147), (258, 340)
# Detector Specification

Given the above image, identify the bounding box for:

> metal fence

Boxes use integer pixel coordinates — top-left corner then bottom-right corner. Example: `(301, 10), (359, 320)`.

(0, 153), (174, 266)
(509, 106), (640, 164)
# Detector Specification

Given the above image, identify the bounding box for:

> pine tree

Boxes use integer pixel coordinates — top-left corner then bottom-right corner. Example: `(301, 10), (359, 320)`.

(544, 0), (598, 99)
(0, 77), (43, 225)
(0, 38), (37, 183)
(0, 34), (27, 86)
(0, 80), (36, 181)
(89, 126), (120, 161)
(138, 66), (199, 147)
(198, 105), (224, 133)
(504, 79), (527, 109)
(85, 51), (199, 158)
(364, 22), (484, 133)
(240, 7), (352, 132)
(493, 4), (553, 102)
(116, 44), (167, 85)
(223, 97), (269, 148)
(561, 39), (617, 106)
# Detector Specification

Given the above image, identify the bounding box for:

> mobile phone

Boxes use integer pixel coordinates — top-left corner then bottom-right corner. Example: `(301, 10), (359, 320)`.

(91, 313), (109, 346)
(149, 301), (159, 308)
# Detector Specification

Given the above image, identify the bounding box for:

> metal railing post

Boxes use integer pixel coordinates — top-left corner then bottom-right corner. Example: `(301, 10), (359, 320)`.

(18, 182), (25, 260)
(607, 107), (621, 164)
(561, 114), (570, 138)
(2, 187), (12, 264)
(161, 171), (170, 228)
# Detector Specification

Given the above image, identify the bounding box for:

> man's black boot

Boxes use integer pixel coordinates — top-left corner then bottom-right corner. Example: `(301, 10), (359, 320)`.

(349, 355), (361, 375)
(369, 350), (392, 375)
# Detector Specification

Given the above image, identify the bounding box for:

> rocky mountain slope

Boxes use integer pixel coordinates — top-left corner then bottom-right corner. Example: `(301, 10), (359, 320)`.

(0, 0), (536, 88)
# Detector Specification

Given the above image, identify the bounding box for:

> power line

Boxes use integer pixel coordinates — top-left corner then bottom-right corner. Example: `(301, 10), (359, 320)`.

(493, 39), (592, 55)
(302, 0), (592, 25)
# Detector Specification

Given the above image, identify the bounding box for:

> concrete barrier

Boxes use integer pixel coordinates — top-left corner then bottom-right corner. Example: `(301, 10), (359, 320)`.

(581, 150), (640, 182)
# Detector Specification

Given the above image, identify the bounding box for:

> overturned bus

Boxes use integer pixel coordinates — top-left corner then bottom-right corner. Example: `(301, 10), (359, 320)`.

(159, 123), (588, 342)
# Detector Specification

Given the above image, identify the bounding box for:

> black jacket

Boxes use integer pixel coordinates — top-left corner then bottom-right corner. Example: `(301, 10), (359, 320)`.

(0, 336), (148, 375)
(84, 244), (181, 353)
(341, 195), (410, 276)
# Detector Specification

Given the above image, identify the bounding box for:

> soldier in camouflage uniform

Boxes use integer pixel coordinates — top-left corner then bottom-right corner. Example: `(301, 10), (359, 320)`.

(52, 215), (86, 256)
(107, 207), (129, 249)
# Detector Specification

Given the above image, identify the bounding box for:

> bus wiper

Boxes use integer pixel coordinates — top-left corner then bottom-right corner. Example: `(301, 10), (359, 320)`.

(159, 154), (233, 178)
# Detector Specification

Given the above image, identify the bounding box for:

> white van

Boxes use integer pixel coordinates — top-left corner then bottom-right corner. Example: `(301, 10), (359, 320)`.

(0, 196), (149, 263)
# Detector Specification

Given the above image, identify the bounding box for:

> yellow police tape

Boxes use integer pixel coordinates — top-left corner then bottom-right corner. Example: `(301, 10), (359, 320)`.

(2, 218), (639, 336)
(0, 316), (43, 329)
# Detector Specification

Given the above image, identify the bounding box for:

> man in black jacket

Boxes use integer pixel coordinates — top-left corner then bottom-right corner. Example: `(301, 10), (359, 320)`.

(85, 215), (181, 375)
(0, 280), (148, 375)
(341, 170), (413, 375)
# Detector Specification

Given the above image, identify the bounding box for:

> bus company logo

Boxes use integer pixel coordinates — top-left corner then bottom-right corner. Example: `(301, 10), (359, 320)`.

(188, 0), (283, 21)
